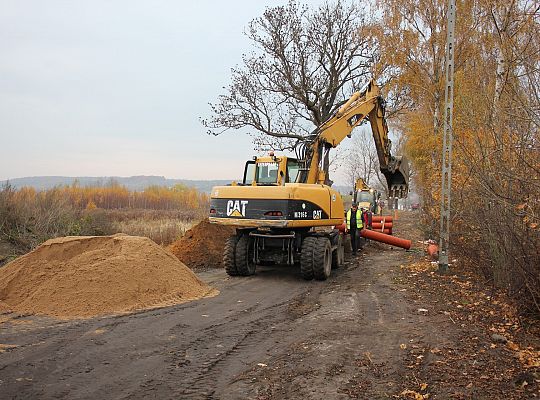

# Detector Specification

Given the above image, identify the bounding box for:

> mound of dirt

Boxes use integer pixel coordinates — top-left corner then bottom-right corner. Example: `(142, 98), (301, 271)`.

(0, 234), (216, 319)
(168, 219), (235, 270)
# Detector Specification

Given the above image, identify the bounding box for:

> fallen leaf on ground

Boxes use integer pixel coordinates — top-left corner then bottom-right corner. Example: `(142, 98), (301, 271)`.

(507, 341), (519, 351)
(399, 389), (426, 399)
(0, 343), (18, 353)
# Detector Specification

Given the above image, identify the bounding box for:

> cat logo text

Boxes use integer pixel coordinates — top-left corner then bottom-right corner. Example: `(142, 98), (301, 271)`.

(226, 200), (249, 217)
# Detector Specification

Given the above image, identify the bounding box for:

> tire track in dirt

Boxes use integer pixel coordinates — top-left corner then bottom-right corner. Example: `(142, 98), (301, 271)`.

(165, 303), (290, 398)
(1, 236), (422, 400)
(0, 267), (316, 399)
(225, 250), (420, 399)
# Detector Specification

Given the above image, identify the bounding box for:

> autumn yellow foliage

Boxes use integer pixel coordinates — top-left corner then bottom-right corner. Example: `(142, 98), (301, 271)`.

(0, 182), (209, 260)
(10, 183), (208, 212)
(374, 0), (540, 313)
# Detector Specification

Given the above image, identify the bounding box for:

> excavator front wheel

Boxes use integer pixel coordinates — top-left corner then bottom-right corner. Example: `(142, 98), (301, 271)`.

(313, 237), (332, 281)
(300, 237), (316, 280)
(223, 235), (239, 276)
(301, 236), (332, 281)
(235, 235), (256, 276)
(331, 234), (344, 269)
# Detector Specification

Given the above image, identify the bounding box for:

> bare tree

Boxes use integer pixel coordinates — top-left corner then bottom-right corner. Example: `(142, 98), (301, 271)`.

(202, 0), (376, 151)
(342, 127), (379, 190)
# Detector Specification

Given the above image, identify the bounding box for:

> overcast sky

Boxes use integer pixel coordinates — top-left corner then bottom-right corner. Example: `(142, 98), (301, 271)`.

(1, 0), (360, 184)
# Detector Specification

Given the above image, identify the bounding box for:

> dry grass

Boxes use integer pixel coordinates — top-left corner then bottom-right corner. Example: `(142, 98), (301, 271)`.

(113, 217), (195, 246)
(105, 209), (201, 246)
(0, 182), (205, 265)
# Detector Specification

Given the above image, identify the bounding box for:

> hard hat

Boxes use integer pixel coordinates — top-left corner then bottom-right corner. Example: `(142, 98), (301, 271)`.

(352, 202), (358, 207)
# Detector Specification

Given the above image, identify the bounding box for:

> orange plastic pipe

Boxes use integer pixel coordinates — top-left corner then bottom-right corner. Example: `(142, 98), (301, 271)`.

(335, 222), (346, 233)
(371, 222), (393, 229)
(372, 216), (393, 223)
(367, 228), (392, 234)
(336, 223), (390, 234)
(361, 229), (411, 249)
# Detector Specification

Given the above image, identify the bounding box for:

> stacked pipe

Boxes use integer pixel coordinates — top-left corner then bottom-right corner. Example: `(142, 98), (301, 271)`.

(366, 214), (411, 249)
(360, 228), (411, 250)
(334, 214), (412, 250)
(371, 215), (393, 235)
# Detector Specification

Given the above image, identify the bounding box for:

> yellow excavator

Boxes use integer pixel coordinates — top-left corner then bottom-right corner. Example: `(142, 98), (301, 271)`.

(209, 80), (408, 280)
(353, 178), (381, 215)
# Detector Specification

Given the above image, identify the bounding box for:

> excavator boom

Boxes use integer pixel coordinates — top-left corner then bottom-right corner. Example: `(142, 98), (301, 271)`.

(305, 80), (409, 197)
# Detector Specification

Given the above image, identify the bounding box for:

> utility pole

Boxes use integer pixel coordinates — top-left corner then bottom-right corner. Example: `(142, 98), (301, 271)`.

(439, 0), (456, 273)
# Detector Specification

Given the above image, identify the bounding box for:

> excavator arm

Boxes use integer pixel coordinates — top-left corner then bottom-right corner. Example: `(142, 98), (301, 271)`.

(304, 80), (409, 198)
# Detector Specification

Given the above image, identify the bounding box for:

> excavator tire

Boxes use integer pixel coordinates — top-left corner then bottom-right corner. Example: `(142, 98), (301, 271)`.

(331, 234), (344, 269)
(235, 235), (256, 276)
(300, 237), (317, 280)
(313, 237), (332, 281)
(223, 236), (239, 276)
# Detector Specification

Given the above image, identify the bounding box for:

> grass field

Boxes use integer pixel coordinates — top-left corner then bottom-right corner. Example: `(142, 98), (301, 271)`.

(109, 210), (197, 246)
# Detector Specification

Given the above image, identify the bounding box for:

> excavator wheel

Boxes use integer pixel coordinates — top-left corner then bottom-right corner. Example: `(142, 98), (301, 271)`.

(331, 234), (344, 270)
(313, 237), (332, 281)
(300, 237), (317, 280)
(235, 235), (256, 276)
(223, 235), (239, 276)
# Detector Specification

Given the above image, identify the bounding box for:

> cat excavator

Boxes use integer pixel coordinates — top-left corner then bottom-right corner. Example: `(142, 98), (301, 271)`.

(208, 80), (409, 280)
(353, 178), (381, 214)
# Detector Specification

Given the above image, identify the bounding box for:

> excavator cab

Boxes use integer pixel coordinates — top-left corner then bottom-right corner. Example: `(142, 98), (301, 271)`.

(243, 160), (279, 185)
(242, 155), (302, 186)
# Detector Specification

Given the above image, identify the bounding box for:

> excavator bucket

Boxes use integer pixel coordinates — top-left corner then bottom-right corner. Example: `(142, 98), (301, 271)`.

(382, 156), (409, 199)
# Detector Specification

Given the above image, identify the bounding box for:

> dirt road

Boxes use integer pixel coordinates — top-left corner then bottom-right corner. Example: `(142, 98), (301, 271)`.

(0, 214), (535, 399)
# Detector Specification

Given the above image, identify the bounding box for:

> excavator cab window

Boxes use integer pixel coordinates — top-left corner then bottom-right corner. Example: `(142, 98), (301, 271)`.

(256, 162), (279, 184)
(243, 161), (256, 185)
(286, 159), (301, 183)
(357, 191), (374, 203)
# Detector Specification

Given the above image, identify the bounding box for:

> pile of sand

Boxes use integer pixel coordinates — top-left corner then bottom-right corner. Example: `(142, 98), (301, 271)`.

(0, 234), (216, 319)
(168, 219), (235, 270)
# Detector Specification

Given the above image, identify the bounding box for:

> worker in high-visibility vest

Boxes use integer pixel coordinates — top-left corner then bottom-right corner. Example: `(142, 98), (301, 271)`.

(346, 202), (364, 255)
